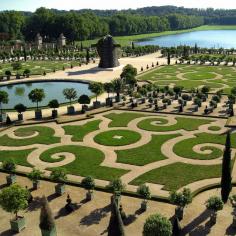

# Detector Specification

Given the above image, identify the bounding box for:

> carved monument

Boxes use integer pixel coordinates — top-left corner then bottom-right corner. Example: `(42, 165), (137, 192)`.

(93, 35), (120, 68)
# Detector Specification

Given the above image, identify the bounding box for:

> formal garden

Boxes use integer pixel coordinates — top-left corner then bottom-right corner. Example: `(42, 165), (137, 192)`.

(0, 110), (233, 193)
(138, 64), (236, 94)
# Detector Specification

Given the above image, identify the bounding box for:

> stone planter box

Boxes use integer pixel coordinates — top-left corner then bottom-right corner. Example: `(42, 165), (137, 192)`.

(41, 226), (57, 236)
(141, 200), (148, 211)
(33, 180), (40, 190)
(55, 183), (65, 196)
(106, 98), (113, 106)
(93, 101), (101, 109)
(52, 110), (58, 118)
(86, 191), (94, 201)
(115, 96), (121, 103)
(6, 174), (16, 185)
(67, 106), (75, 115)
(10, 216), (26, 233)
(18, 113), (23, 121)
(35, 110), (42, 120)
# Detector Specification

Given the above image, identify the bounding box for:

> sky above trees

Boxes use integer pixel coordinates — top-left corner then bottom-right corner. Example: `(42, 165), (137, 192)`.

(1, 0), (236, 11)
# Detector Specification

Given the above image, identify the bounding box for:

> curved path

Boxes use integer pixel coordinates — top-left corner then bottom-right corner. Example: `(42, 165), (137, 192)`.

(0, 110), (235, 198)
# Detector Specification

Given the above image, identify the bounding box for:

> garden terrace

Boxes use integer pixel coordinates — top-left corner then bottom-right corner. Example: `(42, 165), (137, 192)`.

(0, 110), (233, 197)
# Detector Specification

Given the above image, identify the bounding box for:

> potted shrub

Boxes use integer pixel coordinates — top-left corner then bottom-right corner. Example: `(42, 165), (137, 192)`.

(108, 178), (126, 205)
(169, 188), (192, 221)
(23, 69), (31, 78)
(81, 176), (95, 201)
(27, 168), (44, 190)
(78, 94), (91, 114)
(28, 88), (45, 120)
(39, 196), (57, 236)
(88, 82), (104, 108)
(5, 70), (11, 80)
(14, 103), (27, 121)
(2, 160), (16, 185)
(0, 90), (9, 122)
(0, 184), (29, 232)
(112, 79), (124, 102)
(143, 213), (172, 236)
(104, 82), (114, 106)
(205, 196), (223, 225)
(63, 88), (77, 114)
(50, 168), (67, 196)
(137, 184), (151, 211)
(48, 99), (59, 118)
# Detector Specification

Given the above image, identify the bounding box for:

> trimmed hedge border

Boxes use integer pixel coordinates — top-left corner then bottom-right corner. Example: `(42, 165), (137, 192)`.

(115, 108), (228, 120)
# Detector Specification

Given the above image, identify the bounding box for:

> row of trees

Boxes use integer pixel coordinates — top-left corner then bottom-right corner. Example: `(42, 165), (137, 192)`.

(0, 8), (204, 42)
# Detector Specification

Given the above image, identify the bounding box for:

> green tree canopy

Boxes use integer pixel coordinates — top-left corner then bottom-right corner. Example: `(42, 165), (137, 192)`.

(0, 184), (29, 219)
(28, 88), (45, 110)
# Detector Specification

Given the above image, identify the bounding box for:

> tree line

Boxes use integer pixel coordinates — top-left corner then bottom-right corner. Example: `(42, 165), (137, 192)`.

(0, 8), (204, 42)
(1, 6), (236, 42)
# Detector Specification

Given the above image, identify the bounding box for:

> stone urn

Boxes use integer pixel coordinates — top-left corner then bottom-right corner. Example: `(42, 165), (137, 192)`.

(141, 200), (148, 211)
(18, 113), (23, 121)
(86, 191), (94, 201)
(33, 180), (40, 190)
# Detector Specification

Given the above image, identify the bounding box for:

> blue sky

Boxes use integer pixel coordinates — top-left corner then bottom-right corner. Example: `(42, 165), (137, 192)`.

(1, 0), (236, 11)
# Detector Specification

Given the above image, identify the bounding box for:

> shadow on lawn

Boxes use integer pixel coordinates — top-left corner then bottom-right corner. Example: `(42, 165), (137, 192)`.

(0, 229), (17, 236)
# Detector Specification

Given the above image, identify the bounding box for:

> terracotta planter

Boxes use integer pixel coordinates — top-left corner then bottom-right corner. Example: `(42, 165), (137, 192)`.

(10, 216), (26, 233)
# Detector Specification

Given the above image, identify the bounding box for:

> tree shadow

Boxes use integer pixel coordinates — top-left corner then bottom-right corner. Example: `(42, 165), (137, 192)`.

(55, 203), (81, 219)
(0, 183), (8, 190)
(67, 67), (101, 76)
(80, 204), (110, 226)
(181, 209), (211, 235)
(27, 196), (43, 212)
(123, 207), (146, 226)
(47, 193), (59, 202)
(0, 229), (17, 236)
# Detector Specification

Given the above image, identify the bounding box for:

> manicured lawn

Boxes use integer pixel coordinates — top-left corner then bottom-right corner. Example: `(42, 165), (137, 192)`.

(94, 130), (141, 146)
(0, 126), (60, 146)
(173, 132), (236, 160)
(40, 145), (129, 181)
(138, 64), (235, 93)
(130, 162), (221, 191)
(0, 60), (80, 76)
(183, 72), (216, 80)
(63, 120), (101, 141)
(116, 134), (180, 166)
(105, 112), (147, 127)
(208, 126), (222, 131)
(0, 149), (35, 167)
(138, 117), (213, 132)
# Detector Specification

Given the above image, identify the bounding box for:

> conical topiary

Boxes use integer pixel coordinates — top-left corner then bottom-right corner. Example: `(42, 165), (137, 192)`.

(39, 196), (56, 235)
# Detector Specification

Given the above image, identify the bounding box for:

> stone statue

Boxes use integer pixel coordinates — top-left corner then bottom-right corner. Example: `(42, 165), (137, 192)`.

(92, 35), (120, 68)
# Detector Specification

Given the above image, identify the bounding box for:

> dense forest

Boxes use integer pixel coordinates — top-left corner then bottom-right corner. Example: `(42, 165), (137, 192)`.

(1, 6), (236, 42)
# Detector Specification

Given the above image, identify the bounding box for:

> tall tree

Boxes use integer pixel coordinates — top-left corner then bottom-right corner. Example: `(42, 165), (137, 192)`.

(221, 132), (232, 203)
